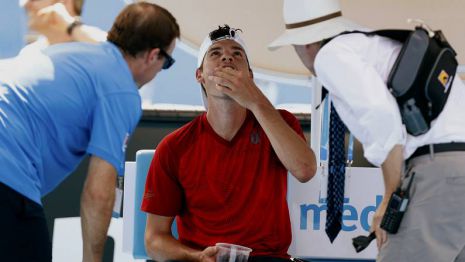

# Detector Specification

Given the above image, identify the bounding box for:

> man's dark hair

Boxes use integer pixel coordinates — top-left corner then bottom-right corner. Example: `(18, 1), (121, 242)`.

(209, 24), (242, 42)
(107, 2), (180, 57)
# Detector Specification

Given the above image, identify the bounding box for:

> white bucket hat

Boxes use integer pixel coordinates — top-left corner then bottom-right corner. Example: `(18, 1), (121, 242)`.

(268, 0), (362, 50)
(197, 25), (249, 109)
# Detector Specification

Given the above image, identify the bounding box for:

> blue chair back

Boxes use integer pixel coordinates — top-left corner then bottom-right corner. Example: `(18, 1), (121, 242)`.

(133, 149), (178, 259)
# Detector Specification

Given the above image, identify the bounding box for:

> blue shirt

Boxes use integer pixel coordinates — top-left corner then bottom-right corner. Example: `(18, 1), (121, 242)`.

(0, 42), (142, 204)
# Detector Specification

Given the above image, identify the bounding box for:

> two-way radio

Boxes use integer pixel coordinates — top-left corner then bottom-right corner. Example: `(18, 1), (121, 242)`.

(380, 172), (416, 234)
(352, 172), (416, 252)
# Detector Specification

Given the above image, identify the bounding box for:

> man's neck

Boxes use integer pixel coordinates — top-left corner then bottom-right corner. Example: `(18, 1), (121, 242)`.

(123, 52), (144, 88)
(206, 100), (247, 141)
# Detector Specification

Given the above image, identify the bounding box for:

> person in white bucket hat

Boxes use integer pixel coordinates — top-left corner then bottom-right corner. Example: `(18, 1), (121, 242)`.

(142, 25), (317, 262)
(268, 0), (362, 49)
(270, 0), (465, 261)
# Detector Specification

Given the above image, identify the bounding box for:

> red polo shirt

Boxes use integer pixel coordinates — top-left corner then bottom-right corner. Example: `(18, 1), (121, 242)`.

(142, 110), (305, 258)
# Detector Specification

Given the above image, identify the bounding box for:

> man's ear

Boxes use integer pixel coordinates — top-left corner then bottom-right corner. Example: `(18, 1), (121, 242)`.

(195, 68), (203, 83)
(248, 68), (254, 79)
(147, 48), (160, 64)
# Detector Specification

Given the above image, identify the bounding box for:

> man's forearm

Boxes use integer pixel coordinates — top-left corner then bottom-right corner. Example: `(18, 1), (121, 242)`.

(372, 144), (404, 246)
(147, 234), (202, 262)
(81, 156), (118, 262)
(70, 25), (108, 43)
(250, 98), (316, 182)
(80, 186), (115, 261)
(381, 144), (404, 196)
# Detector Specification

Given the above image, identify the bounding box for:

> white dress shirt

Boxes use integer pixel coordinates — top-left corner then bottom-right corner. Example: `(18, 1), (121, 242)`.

(315, 33), (465, 166)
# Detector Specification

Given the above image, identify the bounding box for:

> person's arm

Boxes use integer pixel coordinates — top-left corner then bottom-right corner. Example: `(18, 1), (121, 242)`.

(209, 68), (317, 182)
(314, 35), (406, 167)
(145, 214), (217, 262)
(314, 35), (407, 247)
(69, 24), (108, 43)
(250, 97), (317, 182)
(81, 155), (117, 262)
(31, 3), (107, 44)
(371, 144), (403, 248)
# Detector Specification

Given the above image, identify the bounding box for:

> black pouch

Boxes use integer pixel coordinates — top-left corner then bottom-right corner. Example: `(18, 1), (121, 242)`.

(386, 28), (458, 136)
(424, 43), (457, 120)
(321, 26), (458, 136)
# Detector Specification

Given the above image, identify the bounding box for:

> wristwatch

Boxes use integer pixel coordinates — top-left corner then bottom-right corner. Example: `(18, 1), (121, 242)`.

(67, 19), (83, 36)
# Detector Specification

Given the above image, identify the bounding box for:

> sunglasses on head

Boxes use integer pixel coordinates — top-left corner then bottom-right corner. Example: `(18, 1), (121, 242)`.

(159, 48), (175, 70)
(209, 24), (243, 42)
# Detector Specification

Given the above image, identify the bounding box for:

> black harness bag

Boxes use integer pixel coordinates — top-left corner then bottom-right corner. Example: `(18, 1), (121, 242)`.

(324, 26), (458, 136)
(381, 27), (458, 136)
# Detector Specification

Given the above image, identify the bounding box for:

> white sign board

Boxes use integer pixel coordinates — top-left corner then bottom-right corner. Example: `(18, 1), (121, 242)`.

(119, 162), (384, 260)
(288, 167), (384, 260)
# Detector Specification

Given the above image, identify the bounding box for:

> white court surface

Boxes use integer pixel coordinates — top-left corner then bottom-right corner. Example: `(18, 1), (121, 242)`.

(52, 217), (145, 262)
(52, 164), (384, 261)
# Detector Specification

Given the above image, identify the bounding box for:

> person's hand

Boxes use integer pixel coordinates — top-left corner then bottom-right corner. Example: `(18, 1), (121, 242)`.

(371, 197), (389, 249)
(198, 246), (218, 262)
(208, 67), (264, 109)
(28, 3), (75, 41)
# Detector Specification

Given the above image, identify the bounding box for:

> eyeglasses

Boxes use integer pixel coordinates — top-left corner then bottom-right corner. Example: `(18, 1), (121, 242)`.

(209, 24), (243, 42)
(159, 48), (175, 70)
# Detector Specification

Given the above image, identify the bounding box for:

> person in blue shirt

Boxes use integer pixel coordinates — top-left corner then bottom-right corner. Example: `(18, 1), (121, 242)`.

(0, 2), (179, 261)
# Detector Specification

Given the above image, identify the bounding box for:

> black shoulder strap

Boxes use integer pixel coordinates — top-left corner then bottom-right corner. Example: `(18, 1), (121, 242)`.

(322, 29), (411, 46)
(370, 29), (411, 42)
(319, 29), (412, 103)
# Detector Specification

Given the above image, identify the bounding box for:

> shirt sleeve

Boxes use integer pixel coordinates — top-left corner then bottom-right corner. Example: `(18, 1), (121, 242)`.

(86, 92), (141, 175)
(314, 35), (406, 166)
(141, 138), (183, 216)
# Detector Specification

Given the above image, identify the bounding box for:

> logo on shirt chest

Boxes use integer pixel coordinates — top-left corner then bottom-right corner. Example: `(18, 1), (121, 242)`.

(250, 131), (260, 144)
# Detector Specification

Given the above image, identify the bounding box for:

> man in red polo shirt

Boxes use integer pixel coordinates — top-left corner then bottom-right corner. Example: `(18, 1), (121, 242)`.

(142, 25), (317, 262)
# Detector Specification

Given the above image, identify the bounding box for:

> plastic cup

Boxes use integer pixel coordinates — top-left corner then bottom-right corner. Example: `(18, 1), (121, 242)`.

(215, 243), (252, 262)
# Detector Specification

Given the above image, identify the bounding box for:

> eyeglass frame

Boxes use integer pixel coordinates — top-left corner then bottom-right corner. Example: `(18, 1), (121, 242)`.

(159, 48), (175, 70)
